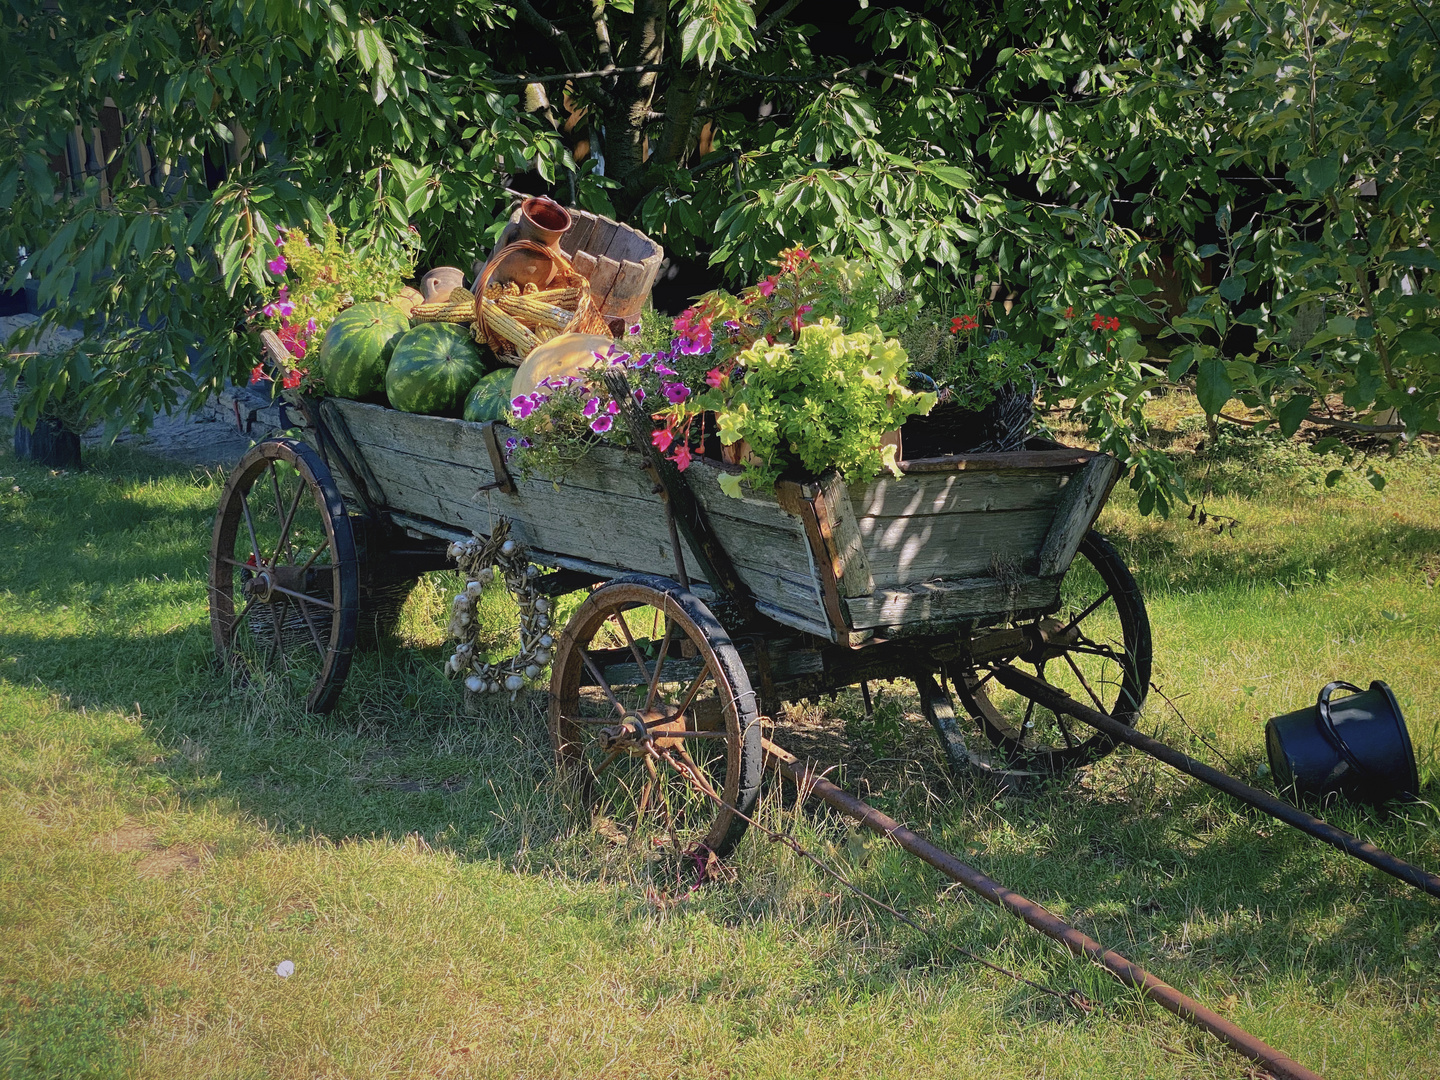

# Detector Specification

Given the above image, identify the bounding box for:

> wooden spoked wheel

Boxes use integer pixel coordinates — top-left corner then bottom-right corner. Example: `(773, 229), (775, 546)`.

(549, 575), (764, 859)
(955, 531), (1152, 773)
(209, 439), (358, 713)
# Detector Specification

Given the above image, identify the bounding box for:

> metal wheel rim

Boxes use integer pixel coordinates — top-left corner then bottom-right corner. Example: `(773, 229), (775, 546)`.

(549, 575), (763, 858)
(208, 438), (358, 713)
(957, 531), (1152, 772)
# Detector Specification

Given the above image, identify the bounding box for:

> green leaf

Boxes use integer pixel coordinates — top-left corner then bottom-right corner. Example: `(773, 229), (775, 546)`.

(1218, 275), (1245, 303)
(717, 471), (744, 498)
(1195, 356), (1233, 416)
(1300, 156), (1339, 194)
(1324, 469), (1345, 488)
(1276, 393), (1312, 437)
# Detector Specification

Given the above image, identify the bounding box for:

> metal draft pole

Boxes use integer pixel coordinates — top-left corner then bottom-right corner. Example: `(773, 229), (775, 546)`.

(988, 665), (1440, 900)
(762, 739), (1327, 1080)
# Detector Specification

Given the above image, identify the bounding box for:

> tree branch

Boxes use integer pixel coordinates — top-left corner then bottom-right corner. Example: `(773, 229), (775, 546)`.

(755, 0), (804, 37)
(592, 0), (614, 70)
(717, 61), (915, 87)
(490, 63), (666, 85)
(511, 0), (584, 72)
(1218, 410), (1407, 434)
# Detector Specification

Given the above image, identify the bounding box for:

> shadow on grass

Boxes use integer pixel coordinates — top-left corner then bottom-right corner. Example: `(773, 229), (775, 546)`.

(3, 432), (1438, 1014)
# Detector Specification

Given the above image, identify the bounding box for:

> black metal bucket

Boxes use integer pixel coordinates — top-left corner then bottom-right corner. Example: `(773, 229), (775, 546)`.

(1265, 681), (1419, 805)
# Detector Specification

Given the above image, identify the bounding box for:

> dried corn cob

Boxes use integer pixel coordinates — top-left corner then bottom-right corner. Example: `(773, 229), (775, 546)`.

(411, 286), (477, 322)
(498, 295), (574, 331)
(478, 297), (542, 354)
(529, 287), (583, 306)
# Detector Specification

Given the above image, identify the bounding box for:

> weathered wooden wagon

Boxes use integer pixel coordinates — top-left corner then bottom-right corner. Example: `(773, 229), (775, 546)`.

(210, 213), (1150, 859)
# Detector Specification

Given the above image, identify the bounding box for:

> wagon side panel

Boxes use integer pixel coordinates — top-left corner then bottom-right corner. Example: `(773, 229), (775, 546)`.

(322, 400), (708, 582)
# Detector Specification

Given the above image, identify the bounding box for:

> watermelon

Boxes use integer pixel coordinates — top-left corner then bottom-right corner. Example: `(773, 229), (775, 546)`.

(386, 322), (490, 416)
(318, 302), (409, 401)
(463, 368), (514, 423)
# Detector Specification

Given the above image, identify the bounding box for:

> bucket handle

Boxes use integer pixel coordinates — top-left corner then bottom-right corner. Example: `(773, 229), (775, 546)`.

(1316, 680), (1371, 780)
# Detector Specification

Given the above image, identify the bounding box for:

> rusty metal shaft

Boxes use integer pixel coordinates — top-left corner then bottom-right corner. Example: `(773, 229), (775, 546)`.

(989, 664), (1440, 900)
(762, 739), (1325, 1080)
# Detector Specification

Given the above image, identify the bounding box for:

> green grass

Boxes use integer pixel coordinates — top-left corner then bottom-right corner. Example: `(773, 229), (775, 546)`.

(0, 400), (1437, 1079)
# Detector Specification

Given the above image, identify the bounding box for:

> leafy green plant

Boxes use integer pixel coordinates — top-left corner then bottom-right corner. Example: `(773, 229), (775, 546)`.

(668, 320), (935, 497)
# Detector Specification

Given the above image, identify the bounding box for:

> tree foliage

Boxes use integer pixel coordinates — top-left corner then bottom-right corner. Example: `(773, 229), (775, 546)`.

(1, 0), (1435, 509)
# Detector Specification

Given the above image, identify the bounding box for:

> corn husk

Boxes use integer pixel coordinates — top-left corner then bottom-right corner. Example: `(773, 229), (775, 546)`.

(412, 286), (478, 323)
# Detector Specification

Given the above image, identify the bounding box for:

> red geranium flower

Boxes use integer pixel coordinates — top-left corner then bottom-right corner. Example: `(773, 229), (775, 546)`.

(950, 314), (979, 334)
(1064, 306), (1075, 319)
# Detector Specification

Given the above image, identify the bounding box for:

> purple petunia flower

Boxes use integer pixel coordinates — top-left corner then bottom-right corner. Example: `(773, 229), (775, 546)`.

(263, 304), (277, 318)
(652, 361), (677, 377)
(608, 351), (631, 366)
(628, 322), (641, 335)
(633, 387), (645, 402)
(606, 399), (619, 415)
(306, 317), (317, 334)
(630, 353), (651, 370)
(267, 255), (288, 276)
(590, 415), (613, 434)
(277, 301), (295, 317)
(583, 397), (600, 417)
(663, 381), (690, 404)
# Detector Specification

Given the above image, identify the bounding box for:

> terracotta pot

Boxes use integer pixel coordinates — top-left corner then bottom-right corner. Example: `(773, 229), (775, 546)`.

(420, 266), (467, 302)
(488, 242), (559, 290)
(517, 197), (572, 252)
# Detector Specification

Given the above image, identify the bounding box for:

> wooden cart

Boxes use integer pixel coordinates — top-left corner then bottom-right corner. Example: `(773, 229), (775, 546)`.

(210, 220), (1149, 859)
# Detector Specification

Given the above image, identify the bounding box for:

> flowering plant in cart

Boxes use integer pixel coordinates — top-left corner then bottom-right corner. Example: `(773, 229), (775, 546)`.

(505, 345), (668, 481)
(249, 222), (416, 394)
(649, 246), (935, 495)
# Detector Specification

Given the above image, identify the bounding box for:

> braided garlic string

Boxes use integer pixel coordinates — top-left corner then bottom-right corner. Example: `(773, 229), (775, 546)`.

(445, 520), (556, 699)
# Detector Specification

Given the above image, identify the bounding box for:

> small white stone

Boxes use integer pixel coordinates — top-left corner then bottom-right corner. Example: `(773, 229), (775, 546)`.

(276, 960), (295, 978)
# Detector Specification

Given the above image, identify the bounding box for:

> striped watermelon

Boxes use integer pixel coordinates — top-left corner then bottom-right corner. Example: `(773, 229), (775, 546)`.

(463, 368), (514, 423)
(318, 302), (409, 401)
(386, 323), (490, 416)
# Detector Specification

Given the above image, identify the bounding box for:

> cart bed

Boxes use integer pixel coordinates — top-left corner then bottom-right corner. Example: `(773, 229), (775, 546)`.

(312, 398), (1118, 644)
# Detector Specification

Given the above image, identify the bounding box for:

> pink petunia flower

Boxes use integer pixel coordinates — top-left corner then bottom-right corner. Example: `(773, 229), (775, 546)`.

(267, 255), (288, 276)
(590, 415), (613, 434)
(664, 382), (690, 404)
(583, 397), (600, 418)
(263, 304), (277, 318)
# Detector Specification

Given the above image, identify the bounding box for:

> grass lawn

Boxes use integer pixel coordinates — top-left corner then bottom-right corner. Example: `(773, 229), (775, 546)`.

(1, 396), (1437, 1079)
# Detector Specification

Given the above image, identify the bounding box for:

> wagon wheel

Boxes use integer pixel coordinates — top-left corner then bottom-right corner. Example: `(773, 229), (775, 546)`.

(955, 531), (1152, 772)
(550, 574), (763, 860)
(209, 438), (358, 713)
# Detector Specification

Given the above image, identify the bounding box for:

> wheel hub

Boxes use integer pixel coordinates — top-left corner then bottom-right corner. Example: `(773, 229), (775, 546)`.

(243, 563), (308, 603)
(598, 707), (695, 753)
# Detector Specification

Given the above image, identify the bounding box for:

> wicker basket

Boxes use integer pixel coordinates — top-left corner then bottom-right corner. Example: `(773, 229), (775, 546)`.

(473, 241), (612, 363)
